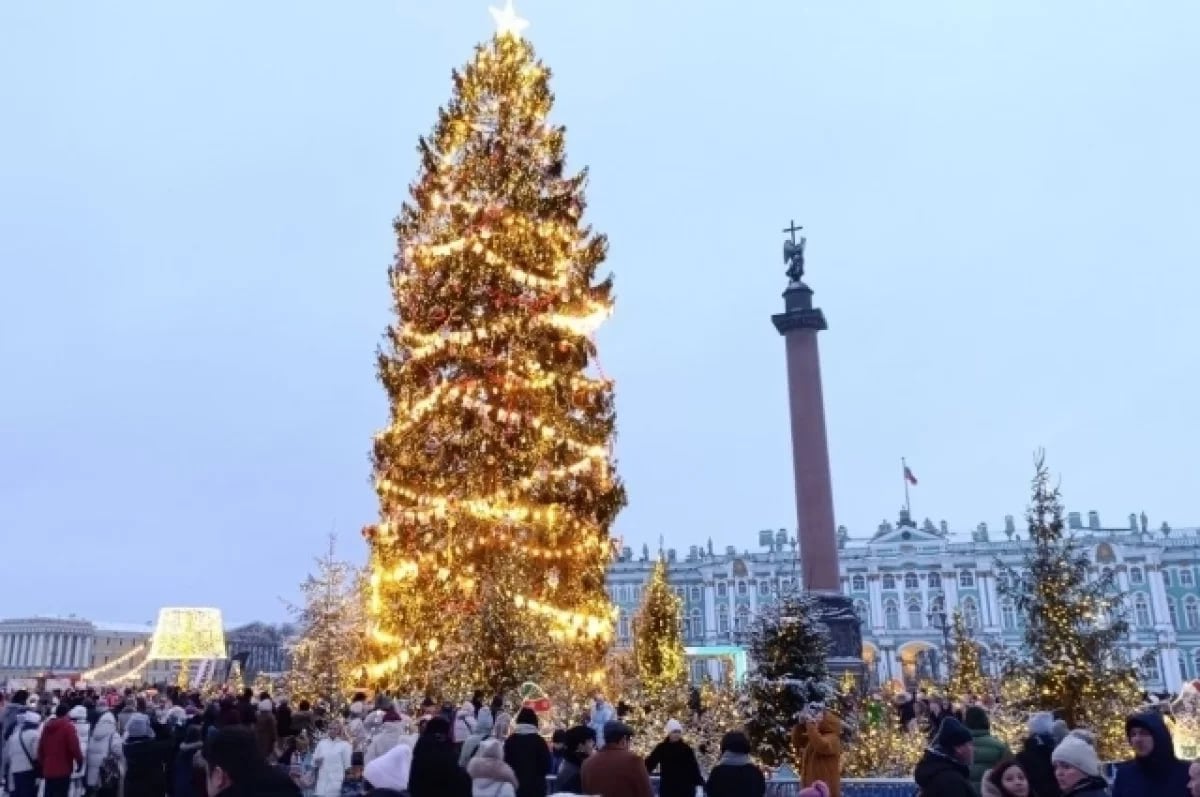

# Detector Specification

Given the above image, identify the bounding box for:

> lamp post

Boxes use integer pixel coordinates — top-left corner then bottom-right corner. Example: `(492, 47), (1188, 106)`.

(927, 608), (952, 683)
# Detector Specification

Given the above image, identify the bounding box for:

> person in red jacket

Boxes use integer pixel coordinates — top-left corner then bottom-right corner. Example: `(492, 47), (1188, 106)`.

(37, 703), (84, 797)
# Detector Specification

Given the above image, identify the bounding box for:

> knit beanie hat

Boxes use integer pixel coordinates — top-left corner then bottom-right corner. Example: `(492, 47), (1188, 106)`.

(934, 717), (974, 749)
(799, 782), (831, 797)
(665, 719), (683, 735)
(963, 706), (990, 732)
(1052, 730), (1101, 777)
(515, 707), (538, 726)
(1028, 711), (1055, 737)
(1051, 719), (1070, 744)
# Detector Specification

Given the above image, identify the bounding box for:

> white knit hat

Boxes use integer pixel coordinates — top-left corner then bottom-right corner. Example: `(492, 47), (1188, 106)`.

(1052, 730), (1101, 777)
(665, 719), (683, 735)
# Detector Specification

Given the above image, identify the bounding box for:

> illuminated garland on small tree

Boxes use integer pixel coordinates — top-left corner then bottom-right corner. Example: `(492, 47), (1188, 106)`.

(286, 535), (366, 705)
(633, 557), (687, 696)
(997, 452), (1144, 759)
(946, 610), (988, 700)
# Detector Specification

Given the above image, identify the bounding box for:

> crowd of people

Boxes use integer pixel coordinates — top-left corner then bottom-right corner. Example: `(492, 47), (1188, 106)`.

(912, 709), (1200, 797)
(4, 683), (1200, 797)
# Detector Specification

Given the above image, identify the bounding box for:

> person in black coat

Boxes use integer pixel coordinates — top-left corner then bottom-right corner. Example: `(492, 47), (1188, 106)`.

(705, 731), (765, 797)
(913, 717), (977, 797)
(1018, 713), (1062, 797)
(645, 720), (704, 797)
(503, 708), (551, 797)
(554, 725), (596, 794)
(1112, 711), (1190, 797)
(408, 716), (471, 797)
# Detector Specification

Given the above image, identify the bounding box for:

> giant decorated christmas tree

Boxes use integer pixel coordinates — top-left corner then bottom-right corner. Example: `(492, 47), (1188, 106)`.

(362, 1), (626, 696)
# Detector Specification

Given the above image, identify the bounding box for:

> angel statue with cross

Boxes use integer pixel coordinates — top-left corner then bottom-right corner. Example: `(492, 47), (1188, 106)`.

(783, 219), (806, 283)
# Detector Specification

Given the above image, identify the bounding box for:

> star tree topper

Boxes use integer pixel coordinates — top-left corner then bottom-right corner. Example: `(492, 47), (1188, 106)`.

(489, 0), (530, 38)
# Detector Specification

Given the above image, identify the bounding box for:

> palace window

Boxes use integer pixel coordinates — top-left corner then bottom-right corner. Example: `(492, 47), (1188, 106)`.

(1168, 598), (1179, 629)
(1142, 655), (1160, 683)
(1181, 568), (1196, 588)
(1130, 567), (1144, 585)
(904, 572), (919, 590)
(963, 597), (980, 628)
(690, 586), (701, 604)
(1194, 649), (1200, 678)
(907, 600), (923, 629)
(852, 575), (866, 592)
(735, 606), (750, 633)
(1185, 597), (1199, 630)
(619, 613), (630, 639)
(882, 574), (897, 590)
(737, 581), (748, 596)
(959, 570), (975, 588)
(1135, 594), (1151, 627)
(717, 582), (728, 598)
(759, 580), (770, 596)
(854, 600), (869, 624)
(691, 608), (704, 636)
(718, 606), (729, 634)
(928, 572), (942, 589)
(1001, 601), (1016, 630)
(931, 595), (945, 613)
(884, 600), (899, 631)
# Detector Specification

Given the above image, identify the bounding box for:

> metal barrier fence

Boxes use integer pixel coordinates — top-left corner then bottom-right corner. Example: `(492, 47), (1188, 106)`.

(544, 775), (918, 797)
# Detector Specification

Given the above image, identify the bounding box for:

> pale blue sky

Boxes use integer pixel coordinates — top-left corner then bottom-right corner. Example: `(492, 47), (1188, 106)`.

(2, 0), (1198, 622)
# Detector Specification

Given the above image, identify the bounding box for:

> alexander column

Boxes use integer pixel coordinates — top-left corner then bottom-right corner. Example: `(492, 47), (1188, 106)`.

(771, 223), (863, 673)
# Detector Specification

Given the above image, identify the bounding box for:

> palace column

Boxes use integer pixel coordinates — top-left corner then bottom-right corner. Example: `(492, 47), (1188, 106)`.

(771, 223), (862, 671)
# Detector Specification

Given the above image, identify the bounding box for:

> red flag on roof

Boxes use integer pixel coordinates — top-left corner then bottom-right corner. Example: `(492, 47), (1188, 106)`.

(904, 465), (919, 486)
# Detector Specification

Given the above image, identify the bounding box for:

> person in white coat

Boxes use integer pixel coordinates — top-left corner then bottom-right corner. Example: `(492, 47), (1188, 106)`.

(4, 711), (42, 797)
(364, 711), (412, 766)
(66, 706), (91, 797)
(466, 739), (518, 797)
(454, 701), (477, 748)
(86, 711), (122, 794)
(312, 721), (353, 797)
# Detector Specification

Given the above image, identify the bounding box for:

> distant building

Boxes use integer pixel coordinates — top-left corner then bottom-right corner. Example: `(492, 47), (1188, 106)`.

(0, 617), (95, 680)
(0, 615), (292, 687)
(605, 510), (1200, 692)
(221, 622), (293, 680)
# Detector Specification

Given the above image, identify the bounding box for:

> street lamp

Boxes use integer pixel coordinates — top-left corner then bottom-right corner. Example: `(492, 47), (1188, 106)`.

(927, 608), (952, 682)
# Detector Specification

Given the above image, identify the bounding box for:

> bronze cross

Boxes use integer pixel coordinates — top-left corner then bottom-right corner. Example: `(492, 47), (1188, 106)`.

(782, 219), (803, 245)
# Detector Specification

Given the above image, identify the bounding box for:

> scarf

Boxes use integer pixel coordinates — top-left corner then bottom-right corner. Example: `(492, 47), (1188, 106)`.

(718, 752), (752, 766)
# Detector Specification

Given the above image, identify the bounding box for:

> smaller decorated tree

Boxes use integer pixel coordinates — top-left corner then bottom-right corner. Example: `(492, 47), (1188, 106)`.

(287, 535), (366, 705)
(842, 697), (925, 777)
(946, 610), (988, 700)
(691, 675), (749, 770)
(745, 590), (836, 766)
(633, 557), (687, 696)
(998, 452), (1144, 759)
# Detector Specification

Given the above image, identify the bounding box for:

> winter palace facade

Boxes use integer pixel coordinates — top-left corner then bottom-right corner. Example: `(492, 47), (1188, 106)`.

(606, 509), (1200, 693)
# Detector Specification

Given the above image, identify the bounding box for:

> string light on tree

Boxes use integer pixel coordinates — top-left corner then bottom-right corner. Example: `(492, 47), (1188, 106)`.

(997, 452), (1143, 760)
(946, 610), (988, 700)
(633, 557), (687, 696)
(362, 0), (625, 695)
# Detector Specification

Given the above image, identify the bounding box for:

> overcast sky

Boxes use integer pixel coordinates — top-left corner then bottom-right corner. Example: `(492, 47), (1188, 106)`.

(2, 0), (1198, 623)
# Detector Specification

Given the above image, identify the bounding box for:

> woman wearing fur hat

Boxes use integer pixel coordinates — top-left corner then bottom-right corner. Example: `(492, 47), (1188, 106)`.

(468, 739), (519, 797)
(1050, 731), (1109, 797)
(645, 719), (704, 797)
